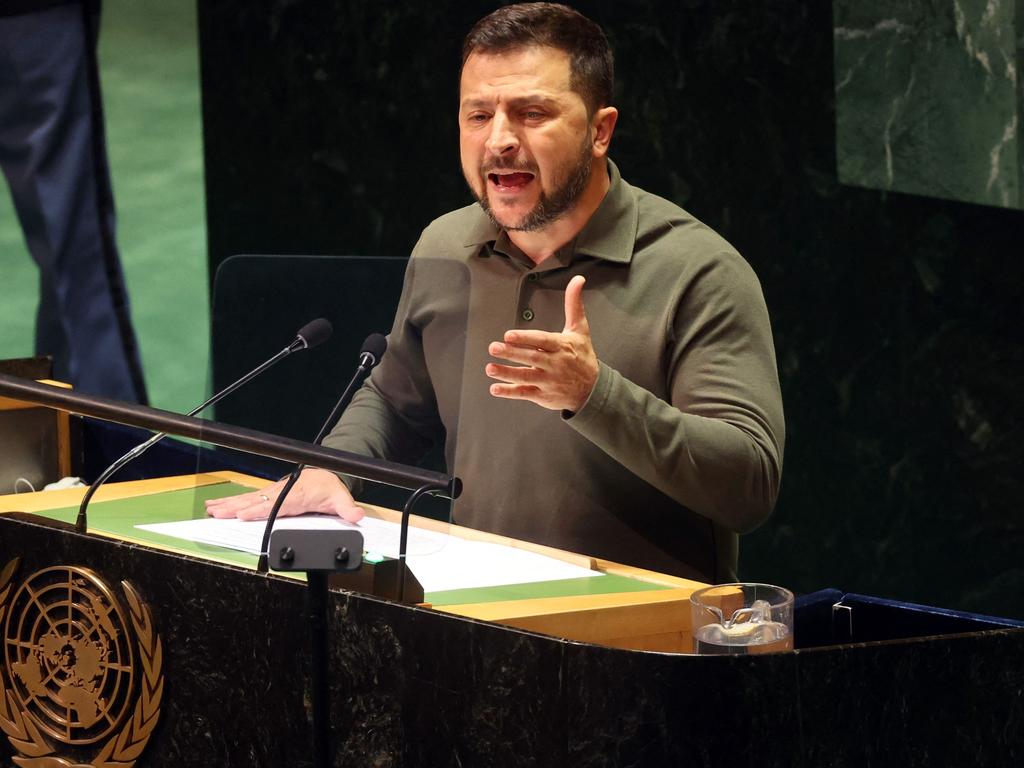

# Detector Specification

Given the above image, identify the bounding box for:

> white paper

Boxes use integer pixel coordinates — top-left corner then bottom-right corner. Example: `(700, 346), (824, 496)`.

(136, 516), (600, 594)
(138, 515), (446, 558)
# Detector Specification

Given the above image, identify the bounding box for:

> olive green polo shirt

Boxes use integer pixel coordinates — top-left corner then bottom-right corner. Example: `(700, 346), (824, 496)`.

(323, 161), (784, 583)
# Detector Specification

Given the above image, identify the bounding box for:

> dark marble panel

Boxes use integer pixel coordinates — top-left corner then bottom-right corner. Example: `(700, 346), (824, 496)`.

(796, 631), (1024, 766)
(834, 0), (1021, 209)
(564, 643), (802, 767)
(197, 0), (483, 280)
(1019, 0), (1024, 191)
(327, 596), (568, 766)
(0, 516), (571, 767)
(4, 518), (1024, 765)
(198, 1), (1024, 619)
(0, 517), (315, 767)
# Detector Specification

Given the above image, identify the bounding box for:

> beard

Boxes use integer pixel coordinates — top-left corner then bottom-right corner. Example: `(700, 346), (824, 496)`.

(471, 135), (593, 232)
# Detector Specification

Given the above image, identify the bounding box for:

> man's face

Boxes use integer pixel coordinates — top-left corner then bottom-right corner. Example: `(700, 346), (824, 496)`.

(459, 46), (595, 232)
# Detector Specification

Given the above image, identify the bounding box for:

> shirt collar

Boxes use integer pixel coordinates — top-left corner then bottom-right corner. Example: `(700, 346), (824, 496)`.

(573, 159), (636, 264)
(462, 159), (637, 266)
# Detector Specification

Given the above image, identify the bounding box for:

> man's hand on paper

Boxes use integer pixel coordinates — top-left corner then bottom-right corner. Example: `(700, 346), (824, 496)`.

(204, 467), (365, 523)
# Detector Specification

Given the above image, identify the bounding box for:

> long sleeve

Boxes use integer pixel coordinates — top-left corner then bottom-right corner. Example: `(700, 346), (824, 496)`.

(566, 249), (785, 535)
(320, 256), (442, 494)
(320, 241), (472, 495)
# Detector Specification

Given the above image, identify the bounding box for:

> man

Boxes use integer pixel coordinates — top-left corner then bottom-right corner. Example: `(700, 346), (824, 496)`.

(0, 0), (148, 403)
(207, 3), (784, 583)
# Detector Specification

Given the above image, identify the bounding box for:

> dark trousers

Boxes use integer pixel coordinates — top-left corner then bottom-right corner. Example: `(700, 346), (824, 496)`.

(0, 2), (147, 403)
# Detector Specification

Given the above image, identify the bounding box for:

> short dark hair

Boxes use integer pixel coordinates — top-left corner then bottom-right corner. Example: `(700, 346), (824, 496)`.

(462, 3), (614, 115)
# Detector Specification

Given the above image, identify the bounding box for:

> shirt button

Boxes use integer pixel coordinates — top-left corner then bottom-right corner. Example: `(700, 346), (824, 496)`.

(527, 273), (539, 282)
(521, 308), (535, 322)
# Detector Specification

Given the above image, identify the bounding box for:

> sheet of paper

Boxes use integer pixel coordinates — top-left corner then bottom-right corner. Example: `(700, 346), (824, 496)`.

(138, 515), (447, 558)
(136, 516), (600, 593)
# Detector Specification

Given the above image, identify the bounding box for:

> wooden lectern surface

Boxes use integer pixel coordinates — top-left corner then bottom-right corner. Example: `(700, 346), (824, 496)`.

(0, 472), (705, 653)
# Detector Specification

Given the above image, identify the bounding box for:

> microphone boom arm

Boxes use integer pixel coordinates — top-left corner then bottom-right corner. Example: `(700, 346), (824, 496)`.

(75, 342), (297, 533)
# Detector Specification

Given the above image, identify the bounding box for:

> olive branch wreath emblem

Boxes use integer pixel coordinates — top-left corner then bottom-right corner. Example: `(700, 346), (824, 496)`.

(0, 558), (164, 768)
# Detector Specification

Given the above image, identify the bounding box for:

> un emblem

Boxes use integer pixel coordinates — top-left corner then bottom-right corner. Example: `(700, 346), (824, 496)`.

(0, 559), (163, 768)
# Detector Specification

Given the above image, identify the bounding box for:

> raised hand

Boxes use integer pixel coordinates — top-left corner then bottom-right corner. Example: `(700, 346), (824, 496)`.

(485, 275), (599, 413)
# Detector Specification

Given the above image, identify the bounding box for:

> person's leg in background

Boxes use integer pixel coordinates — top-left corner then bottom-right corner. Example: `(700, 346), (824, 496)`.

(0, 0), (148, 403)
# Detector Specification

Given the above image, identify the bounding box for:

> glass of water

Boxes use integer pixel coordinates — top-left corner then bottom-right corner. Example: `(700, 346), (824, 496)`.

(690, 583), (794, 655)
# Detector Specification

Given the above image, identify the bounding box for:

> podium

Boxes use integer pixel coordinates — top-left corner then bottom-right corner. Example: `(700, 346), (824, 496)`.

(2, 376), (1024, 766)
(0, 472), (707, 767)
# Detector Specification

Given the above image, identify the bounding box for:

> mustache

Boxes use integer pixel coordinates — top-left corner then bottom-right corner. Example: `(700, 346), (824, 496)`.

(481, 158), (538, 174)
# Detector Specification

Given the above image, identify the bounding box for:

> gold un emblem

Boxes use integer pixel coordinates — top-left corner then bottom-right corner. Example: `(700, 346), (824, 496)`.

(0, 558), (163, 768)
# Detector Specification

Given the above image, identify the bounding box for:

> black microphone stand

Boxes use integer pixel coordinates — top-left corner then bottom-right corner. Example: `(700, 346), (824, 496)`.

(75, 321), (330, 533)
(269, 475), (458, 768)
(258, 335), (387, 768)
(257, 343), (381, 573)
(397, 480), (459, 603)
(266, 527), (364, 768)
(75, 348), (288, 533)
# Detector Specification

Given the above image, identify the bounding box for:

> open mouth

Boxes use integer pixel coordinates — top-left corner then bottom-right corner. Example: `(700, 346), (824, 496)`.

(487, 171), (535, 191)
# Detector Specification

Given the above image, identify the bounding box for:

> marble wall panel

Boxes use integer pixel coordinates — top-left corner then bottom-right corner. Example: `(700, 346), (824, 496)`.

(834, 0), (1021, 209)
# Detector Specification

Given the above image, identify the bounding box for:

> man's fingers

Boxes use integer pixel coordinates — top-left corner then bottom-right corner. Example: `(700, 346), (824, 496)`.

(209, 497), (270, 521)
(203, 469), (363, 523)
(206, 490), (275, 519)
(487, 341), (550, 368)
(495, 332), (561, 353)
(486, 362), (543, 384)
(235, 502), (275, 521)
(489, 382), (542, 401)
(336, 504), (366, 524)
(563, 275), (588, 333)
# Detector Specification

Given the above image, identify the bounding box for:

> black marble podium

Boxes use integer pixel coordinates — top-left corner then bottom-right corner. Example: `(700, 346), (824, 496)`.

(2, 512), (1023, 767)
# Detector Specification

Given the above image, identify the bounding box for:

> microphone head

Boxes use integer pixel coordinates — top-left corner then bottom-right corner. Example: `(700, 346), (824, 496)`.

(359, 333), (388, 368)
(295, 318), (333, 350)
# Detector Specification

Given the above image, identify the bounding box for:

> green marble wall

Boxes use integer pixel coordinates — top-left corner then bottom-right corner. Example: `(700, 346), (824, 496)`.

(834, 0), (1021, 209)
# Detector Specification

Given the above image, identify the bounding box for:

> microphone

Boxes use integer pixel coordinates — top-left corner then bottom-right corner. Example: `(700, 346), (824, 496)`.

(75, 318), (333, 533)
(257, 333), (387, 572)
(292, 318), (333, 352)
(355, 332), (387, 371)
